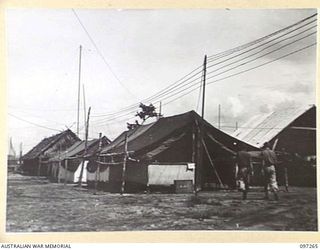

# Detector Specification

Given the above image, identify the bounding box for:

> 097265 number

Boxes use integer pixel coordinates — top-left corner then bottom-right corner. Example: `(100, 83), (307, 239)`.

(300, 244), (318, 248)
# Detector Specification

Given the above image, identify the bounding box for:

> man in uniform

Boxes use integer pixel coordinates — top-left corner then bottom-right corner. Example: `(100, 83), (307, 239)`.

(261, 142), (279, 200)
(236, 143), (253, 200)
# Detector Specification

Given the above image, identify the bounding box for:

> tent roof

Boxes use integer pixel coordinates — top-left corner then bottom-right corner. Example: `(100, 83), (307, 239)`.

(101, 110), (256, 157)
(50, 136), (110, 161)
(231, 105), (315, 148)
(22, 129), (79, 160)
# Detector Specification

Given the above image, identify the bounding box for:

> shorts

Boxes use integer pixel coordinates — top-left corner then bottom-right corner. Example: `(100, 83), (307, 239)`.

(237, 167), (249, 191)
(263, 165), (278, 192)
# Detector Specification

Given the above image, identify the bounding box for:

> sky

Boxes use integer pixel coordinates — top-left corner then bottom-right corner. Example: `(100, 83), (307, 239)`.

(6, 8), (317, 154)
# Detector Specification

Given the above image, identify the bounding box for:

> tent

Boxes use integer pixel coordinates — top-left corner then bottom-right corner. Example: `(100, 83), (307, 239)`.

(89, 110), (257, 193)
(48, 136), (110, 183)
(232, 105), (316, 186)
(21, 129), (80, 176)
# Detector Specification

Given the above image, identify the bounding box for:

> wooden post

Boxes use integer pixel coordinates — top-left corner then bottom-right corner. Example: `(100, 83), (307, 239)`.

(120, 132), (128, 195)
(201, 55), (207, 119)
(94, 133), (103, 194)
(19, 142), (22, 166)
(272, 138), (279, 150)
(37, 157), (41, 177)
(64, 159), (68, 186)
(192, 122), (196, 193)
(78, 107), (91, 187)
(83, 84), (87, 130)
(77, 45), (82, 137)
(202, 139), (223, 186)
(218, 104), (221, 130)
(195, 120), (203, 194)
(191, 123), (196, 163)
(58, 161), (61, 183)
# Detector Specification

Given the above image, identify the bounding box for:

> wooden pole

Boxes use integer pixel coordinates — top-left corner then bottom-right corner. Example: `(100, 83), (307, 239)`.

(202, 138), (223, 186)
(195, 120), (202, 194)
(120, 132), (128, 195)
(218, 104), (221, 130)
(272, 138), (279, 150)
(78, 106), (91, 187)
(77, 45), (82, 137)
(83, 84), (87, 130)
(192, 122), (196, 193)
(64, 159), (68, 186)
(201, 55), (207, 119)
(94, 133), (102, 194)
(191, 123), (196, 163)
(58, 161), (61, 183)
(159, 101), (162, 119)
(37, 157), (41, 177)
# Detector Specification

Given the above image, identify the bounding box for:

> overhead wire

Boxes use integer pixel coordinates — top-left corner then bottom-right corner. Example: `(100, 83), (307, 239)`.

(90, 14), (317, 121)
(8, 113), (62, 132)
(162, 42), (317, 107)
(71, 9), (136, 99)
(91, 23), (317, 123)
(206, 13), (317, 60)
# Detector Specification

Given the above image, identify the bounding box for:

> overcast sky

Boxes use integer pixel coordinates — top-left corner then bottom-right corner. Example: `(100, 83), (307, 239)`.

(6, 8), (317, 153)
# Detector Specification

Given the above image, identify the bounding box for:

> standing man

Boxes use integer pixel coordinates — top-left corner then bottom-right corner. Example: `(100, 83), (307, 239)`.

(236, 143), (253, 200)
(278, 147), (290, 192)
(261, 142), (279, 200)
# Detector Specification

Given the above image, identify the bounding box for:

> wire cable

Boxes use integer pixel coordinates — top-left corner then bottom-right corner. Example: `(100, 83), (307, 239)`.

(72, 9), (136, 99)
(162, 42), (316, 107)
(90, 15), (317, 119)
(8, 113), (62, 132)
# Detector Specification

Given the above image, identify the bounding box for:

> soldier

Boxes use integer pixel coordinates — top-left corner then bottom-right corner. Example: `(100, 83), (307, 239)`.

(236, 143), (253, 200)
(261, 142), (279, 200)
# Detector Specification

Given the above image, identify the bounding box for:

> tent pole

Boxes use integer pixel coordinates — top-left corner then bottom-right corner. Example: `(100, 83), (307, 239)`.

(192, 122), (196, 193)
(58, 161), (61, 183)
(37, 157), (41, 177)
(94, 133), (102, 195)
(76, 45), (82, 137)
(201, 55), (207, 119)
(195, 120), (203, 194)
(272, 138), (279, 150)
(64, 159), (68, 186)
(202, 139), (223, 187)
(78, 107), (91, 187)
(120, 132), (128, 195)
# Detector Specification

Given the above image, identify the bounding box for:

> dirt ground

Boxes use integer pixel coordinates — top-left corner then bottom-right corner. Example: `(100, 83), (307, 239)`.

(6, 173), (318, 232)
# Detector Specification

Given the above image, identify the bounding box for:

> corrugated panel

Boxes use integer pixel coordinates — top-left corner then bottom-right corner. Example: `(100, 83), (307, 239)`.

(232, 105), (314, 147)
(148, 164), (194, 186)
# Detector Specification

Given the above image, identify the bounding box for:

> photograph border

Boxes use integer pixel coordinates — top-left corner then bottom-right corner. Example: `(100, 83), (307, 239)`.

(0, 0), (319, 243)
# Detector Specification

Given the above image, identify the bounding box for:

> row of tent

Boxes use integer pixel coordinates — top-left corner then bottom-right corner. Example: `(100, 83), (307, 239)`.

(20, 105), (317, 192)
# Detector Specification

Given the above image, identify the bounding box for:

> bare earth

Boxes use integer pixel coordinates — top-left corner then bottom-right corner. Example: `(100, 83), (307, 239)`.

(6, 173), (318, 232)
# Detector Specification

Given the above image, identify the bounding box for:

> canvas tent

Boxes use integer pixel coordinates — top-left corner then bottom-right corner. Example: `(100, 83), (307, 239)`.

(21, 129), (80, 176)
(232, 105), (316, 186)
(48, 136), (110, 183)
(88, 110), (256, 193)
